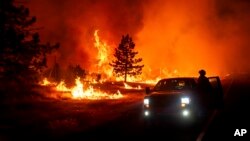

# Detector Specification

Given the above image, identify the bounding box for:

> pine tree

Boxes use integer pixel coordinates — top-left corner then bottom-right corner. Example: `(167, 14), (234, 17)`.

(0, 0), (59, 85)
(110, 34), (144, 82)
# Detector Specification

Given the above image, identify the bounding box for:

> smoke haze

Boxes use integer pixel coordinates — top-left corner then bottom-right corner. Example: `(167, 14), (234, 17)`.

(25, 0), (250, 77)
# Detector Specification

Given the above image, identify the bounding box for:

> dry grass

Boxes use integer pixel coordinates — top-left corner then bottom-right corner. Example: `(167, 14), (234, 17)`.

(0, 82), (147, 138)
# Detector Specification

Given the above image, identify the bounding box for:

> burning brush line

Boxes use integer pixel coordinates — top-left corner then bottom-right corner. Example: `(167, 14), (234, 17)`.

(40, 77), (123, 100)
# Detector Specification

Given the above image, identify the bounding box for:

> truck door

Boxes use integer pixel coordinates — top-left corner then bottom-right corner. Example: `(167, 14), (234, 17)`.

(208, 76), (224, 109)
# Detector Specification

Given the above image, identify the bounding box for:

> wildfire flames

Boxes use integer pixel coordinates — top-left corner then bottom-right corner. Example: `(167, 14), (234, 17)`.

(124, 83), (141, 90)
(91, 30), (163, 83)
(70, 78), (123, 99)
(41, 77), (123, 100)
(92, 30), (167, 83)
(39, 30), (162, 100)
(56, 81), (70, 92)
(93, 30), (113, 79)
(27, 0), (250, 87)
(40, 78), (56, 86)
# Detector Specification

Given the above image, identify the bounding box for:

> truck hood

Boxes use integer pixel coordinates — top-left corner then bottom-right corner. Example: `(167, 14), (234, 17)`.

(150, 90), (185, 96)
(145, 90), (191, 108)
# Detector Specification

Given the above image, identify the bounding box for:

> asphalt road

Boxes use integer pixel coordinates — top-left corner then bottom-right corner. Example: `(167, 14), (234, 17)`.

(201, 74), (250, 141)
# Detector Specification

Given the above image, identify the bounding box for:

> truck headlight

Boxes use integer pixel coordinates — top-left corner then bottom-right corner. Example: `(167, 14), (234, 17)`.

(182, 109), (189, 117)
(144, 98), (149, 105)
(144, 110), (149, 116)
(144, 98), (149, 108)
(181, 97), (190, 104)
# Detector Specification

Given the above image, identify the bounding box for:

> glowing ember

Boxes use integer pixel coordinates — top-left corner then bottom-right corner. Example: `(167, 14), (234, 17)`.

(116, 76), (142, 82)
(124, 83), (142, 90)
(124, 82), (133, 89)
(40, 78), (56, 86)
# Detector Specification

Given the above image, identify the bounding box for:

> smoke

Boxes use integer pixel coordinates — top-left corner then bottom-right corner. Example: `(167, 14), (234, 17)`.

(26, 0), (146, 69)
(211, 0), (250, 74)
(137, 0), (250, 76)
(25, 0), (250, 77)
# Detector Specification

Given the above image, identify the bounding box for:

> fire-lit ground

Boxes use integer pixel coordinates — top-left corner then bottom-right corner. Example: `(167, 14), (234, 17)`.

(38, 77), (147, 100)
(0, 95), (140, 137)
(1, 74), (250, 141)
(0, 81), (151, 140)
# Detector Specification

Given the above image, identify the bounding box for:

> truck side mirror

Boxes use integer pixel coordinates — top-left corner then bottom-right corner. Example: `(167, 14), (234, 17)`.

(145, 87), (151, 94)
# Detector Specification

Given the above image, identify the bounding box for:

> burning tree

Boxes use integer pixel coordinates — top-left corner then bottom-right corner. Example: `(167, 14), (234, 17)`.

(0, 0), (59, 85)
(110, 34), (144, 82)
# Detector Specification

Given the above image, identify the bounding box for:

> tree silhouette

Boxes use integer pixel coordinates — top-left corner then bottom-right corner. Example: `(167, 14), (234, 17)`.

(65, 64), (86, 87)
(110, 34), (144, 82)
(0, 0), (59, 85)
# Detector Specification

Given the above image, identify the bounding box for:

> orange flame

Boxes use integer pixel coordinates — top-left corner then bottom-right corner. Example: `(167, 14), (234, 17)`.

(71, 77), (123, 99)
(92, 30), (180, 82)
(93, 30), (113, 78)
(40, 77), (124, 100)
(40, 78), (56, 86)
(56, 81), (71, 92)
(124, 82), (142, 90)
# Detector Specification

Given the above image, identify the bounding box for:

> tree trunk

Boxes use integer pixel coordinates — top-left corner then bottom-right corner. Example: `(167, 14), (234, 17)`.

(124, 50), (128, 82)
(124, 71), (127, 82)
(124, 63), (127, 82)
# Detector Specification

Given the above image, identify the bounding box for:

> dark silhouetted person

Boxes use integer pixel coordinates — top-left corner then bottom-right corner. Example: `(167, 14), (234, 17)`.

(197, 69), (213, 115)
(197, 69), (212, 92)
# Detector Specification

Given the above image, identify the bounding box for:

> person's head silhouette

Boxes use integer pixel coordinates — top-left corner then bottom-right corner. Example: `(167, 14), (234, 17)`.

(199, 69), (206, 76)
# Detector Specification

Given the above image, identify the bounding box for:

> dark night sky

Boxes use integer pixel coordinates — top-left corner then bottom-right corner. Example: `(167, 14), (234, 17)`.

(25, 0), (250, 77)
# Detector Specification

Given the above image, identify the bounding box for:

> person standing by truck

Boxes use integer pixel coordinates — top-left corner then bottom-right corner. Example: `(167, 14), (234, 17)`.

(197, 69), (213, 115)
